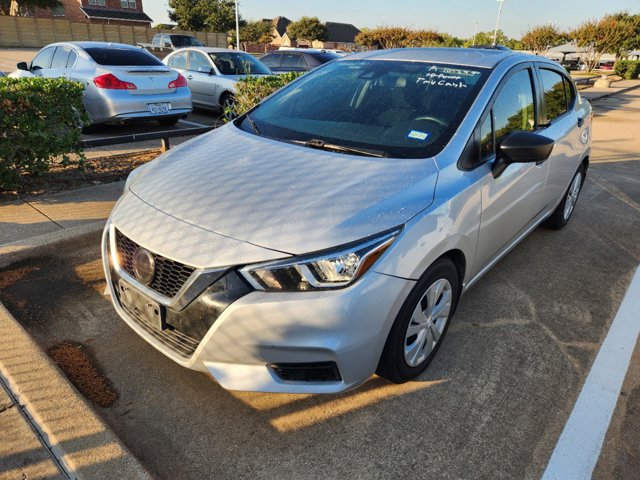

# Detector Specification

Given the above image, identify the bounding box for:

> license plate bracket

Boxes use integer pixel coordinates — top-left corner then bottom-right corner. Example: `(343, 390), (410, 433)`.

(118, 280), (166, 331)
(148, 103), (170, 115)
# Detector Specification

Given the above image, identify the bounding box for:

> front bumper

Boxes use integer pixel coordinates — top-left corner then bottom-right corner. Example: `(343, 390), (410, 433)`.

(102, 221), (414, 394)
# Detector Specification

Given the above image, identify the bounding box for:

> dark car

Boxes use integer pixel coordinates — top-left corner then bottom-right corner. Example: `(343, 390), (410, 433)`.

(260, 49), (339, 74)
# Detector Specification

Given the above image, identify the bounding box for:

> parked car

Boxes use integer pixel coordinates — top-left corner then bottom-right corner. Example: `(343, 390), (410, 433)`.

(0, 72), (5, 77)
(164, 47), (272, 120)
(10, 42), (192, 127)
(103, 48), (591, 394)
(138, 34), (205, 60)
(260, 48), (339, 74)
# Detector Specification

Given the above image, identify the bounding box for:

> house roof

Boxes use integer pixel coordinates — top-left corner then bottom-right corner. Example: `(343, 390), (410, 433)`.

(269, 16), (292, 37)
(80, 7), (153, 23)
(325, 22), (361, 43)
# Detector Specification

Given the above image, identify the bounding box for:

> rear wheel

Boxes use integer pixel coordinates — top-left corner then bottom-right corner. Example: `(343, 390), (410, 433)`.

(544, 165), (585, 230)
(158, 118), (180, 127)
(377, 258), (460, 384)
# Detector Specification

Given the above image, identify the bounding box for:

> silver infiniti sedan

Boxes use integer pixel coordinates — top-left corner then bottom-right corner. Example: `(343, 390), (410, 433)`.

(103, 48), (592, 394)
(10, 42), (192, 126)
(163, 47), (272, 120)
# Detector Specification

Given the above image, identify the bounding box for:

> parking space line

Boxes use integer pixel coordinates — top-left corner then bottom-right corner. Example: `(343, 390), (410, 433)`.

(542, 266), (640, 480)
(179, 119), (213, 128)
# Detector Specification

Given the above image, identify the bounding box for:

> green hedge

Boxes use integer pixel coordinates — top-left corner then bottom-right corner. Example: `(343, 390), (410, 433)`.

(233, 72), (303, 117)
(0, 77), (87, 191)
(614, 60), (640, 80)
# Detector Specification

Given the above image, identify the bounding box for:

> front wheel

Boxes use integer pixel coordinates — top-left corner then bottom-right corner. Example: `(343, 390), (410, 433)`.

(377, 258), (460, 384)
(544, 165), (585, 230)
(221, 93), (237, 122)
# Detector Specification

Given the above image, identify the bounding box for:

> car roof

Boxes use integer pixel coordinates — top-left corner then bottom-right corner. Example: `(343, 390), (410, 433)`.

(172, 47), (248, 54)
(42, 41), (141, 51)
(346, 47), (548, 69)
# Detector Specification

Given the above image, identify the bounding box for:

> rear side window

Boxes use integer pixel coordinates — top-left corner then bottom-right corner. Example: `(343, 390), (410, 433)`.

(84, 48), (163, 66)
(167, 51), (187, 69)
(51, 46), (74, 69)
(260, 54), (281, 68)
(493, 69), (535, 142)
(540, 68), (568, 122)
(31, 47), (55, 69)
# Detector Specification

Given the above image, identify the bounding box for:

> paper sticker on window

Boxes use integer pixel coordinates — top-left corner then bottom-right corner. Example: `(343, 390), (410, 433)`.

(408, 130), (429, 141)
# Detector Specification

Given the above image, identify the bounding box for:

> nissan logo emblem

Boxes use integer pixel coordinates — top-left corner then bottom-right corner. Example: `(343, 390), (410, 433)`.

(133, 248), (155, 285)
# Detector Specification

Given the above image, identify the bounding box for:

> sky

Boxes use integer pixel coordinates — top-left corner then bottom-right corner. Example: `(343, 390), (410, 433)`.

(145, 0), (640, 39)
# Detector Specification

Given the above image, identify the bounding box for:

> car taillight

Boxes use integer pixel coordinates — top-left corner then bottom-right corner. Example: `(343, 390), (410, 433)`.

(168, 74), (187, 89)
(93, 73), (137, 90)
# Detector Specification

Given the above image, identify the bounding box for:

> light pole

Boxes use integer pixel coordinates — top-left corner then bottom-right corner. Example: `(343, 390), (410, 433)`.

(235, 0), (240, 50)
(472, 22), (479, 46)
(492, 0), (507, 46)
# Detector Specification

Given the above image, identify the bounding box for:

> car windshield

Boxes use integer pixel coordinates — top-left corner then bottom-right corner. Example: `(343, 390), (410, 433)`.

(239, 60), (489, 159)
(209, 52), (271, 75)
(171, 35), (204, 47)
(85, 48), (163, 66)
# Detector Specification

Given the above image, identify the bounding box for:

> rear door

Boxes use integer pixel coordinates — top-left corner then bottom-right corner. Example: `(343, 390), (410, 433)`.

(280, 53), (308, 73)
(260, 53), (282, 72)
(186, 50), (217, 108)
(473, 65), (549, 273)
(534, 65), (587, 209)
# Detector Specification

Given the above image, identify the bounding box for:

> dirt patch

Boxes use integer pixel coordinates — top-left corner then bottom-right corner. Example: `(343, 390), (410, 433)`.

(0, 266), (39, 290)
(74, 259), (107, 294)
(0, 150), (159, 199)
(48, 342), (118, 408)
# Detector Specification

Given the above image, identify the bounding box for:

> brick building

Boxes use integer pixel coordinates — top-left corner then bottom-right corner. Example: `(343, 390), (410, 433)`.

(34, 0), (152, 27)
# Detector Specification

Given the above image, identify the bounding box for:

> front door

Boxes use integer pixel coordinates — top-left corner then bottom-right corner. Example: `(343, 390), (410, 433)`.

(187, 50), (217, 108)
(473, 66), (549, 273)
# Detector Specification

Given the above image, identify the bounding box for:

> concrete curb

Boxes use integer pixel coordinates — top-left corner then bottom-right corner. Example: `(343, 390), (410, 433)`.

(583, 82), (640, 103)
(0, 302), (152, 479)
(0, 220), (105, 269)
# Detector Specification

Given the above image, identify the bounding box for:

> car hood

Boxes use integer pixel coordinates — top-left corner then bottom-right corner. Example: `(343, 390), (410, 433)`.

(129, 125), (439, 256)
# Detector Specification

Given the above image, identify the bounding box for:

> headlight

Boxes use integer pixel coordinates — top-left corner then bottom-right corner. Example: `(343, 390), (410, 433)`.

(240, 229), (400, 291)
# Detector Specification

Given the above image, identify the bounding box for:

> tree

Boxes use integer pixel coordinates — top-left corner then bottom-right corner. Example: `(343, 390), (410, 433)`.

(608, 12), (640, 58)
(439, 33), (465, 48)
(168, 0), (240, 33)
(406, 29), (444, 47)
(0, 0), (60, 16)
(521, 24), (566, 55)
(229, 20), (274, 50)
(465, 30), (522, 50)
(287, 16), (328, 43)
(571, 16), (635, 72)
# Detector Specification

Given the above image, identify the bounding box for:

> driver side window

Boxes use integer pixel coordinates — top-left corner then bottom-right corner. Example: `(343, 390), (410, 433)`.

(31, 47), (55, 70)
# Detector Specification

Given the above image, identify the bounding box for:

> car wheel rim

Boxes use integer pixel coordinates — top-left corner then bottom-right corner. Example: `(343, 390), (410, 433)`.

(404, 278), (452, 368)
(563, 172), (582, 221)
(223, 97), (236, 121)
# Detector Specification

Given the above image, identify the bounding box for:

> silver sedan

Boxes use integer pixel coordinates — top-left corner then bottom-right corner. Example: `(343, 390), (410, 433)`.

(163, 47), (272, 120)
(103, 48), (591, 394)
(10, 41), (192, 126)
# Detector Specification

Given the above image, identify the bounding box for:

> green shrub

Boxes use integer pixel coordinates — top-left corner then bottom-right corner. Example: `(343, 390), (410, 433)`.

(233, 72), (303, 117)
(0, 77), (87, 191)
(614, 60), (640, 80)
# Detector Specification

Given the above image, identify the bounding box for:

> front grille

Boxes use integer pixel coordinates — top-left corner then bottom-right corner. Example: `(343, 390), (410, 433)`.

(269, 362), (342, 382)
(120, 300), (199, 359)
(115, 229), (195, 298)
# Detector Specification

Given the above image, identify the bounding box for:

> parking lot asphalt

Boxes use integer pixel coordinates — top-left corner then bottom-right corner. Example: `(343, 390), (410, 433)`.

(0, 88), (638, 478)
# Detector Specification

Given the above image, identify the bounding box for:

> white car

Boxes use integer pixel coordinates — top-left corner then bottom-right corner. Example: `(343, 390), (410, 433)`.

(163, 47), (272, 120)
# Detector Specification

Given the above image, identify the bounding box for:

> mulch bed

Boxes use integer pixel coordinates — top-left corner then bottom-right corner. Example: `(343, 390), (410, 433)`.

(1, 149), (160, 200)
(48, 342), (118, 408)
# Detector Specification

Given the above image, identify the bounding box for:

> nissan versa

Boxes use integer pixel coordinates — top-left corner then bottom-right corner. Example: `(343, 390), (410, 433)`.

(103, 48), (592, 394)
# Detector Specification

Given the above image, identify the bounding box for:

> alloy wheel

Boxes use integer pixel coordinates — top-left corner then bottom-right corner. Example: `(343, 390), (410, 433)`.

(563, 172), (583, 221)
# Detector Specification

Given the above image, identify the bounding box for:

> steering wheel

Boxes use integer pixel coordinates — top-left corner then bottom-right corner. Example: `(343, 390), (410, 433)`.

(413, 116), (448, 128)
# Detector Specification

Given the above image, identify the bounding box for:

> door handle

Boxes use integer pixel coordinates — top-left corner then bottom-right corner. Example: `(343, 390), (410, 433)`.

(186, 75), (193, 80)
(577, 117), (584, 128)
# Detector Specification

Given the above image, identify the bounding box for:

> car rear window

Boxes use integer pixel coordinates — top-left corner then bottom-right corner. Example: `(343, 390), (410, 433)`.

(309, 52), (339, 63)
(84, 48), (163, 66)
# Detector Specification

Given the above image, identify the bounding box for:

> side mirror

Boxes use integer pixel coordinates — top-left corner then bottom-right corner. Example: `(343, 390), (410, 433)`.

(17, 61), (29, 71)
(492, 131), (555, 178)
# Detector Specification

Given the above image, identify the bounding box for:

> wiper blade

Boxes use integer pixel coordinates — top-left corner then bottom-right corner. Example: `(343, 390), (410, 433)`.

(291, 138), (388, 158)
(245, 113), (260, 135)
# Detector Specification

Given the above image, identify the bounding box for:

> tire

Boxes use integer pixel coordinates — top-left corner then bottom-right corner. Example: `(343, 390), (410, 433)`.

(158, 118), (180, 127)
(377, 257), (460, 384)
(220, 93), (237, 122)
(544, 165), (586, 230)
